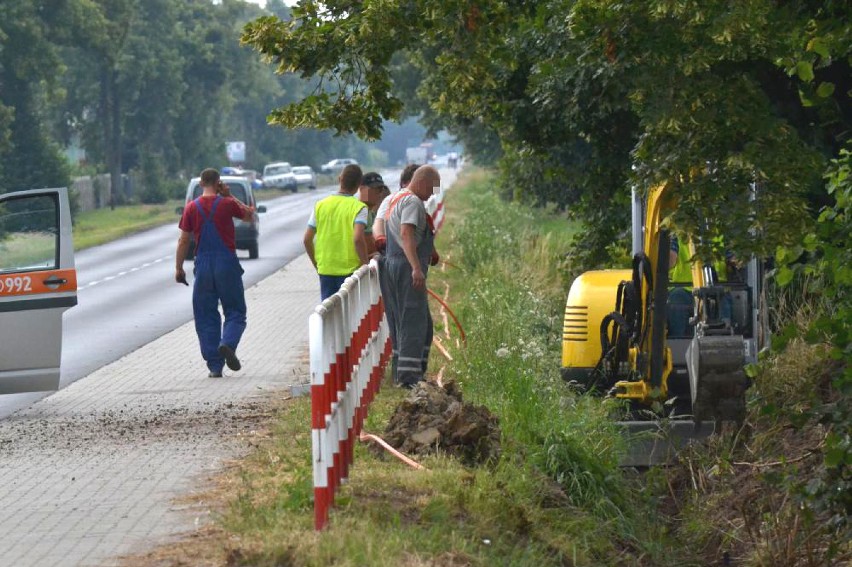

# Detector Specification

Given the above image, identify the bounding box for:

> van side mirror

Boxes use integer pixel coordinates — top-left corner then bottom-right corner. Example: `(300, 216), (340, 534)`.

(257, 205), (267, 213)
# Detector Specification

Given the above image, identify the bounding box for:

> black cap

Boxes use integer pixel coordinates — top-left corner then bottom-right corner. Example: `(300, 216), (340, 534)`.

(362, 172), (386, 188)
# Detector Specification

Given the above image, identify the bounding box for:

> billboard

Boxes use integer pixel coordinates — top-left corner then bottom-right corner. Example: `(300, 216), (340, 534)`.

(226, 141), (246, 163)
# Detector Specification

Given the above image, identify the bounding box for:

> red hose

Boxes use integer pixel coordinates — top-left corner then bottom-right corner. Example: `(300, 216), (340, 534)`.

(427, 287), (467, 344)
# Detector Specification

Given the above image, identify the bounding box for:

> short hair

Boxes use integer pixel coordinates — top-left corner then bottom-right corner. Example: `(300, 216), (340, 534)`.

(200, 168), (220, 186)
(400, 163), (420, 188)
(339, 164), (363, 192)
(410, 164), (440, 188)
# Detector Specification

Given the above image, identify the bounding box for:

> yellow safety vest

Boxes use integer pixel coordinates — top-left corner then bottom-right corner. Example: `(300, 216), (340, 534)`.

(314, 194), (366, 276)
(670, 240), (727, 287)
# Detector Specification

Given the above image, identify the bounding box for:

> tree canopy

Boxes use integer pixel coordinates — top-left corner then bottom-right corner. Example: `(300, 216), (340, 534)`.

(0, 0), (382, 201)
(243, 0), (850, 264)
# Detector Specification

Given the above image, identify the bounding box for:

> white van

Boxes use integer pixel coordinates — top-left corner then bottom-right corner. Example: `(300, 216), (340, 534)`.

(0, 188), (77, 394)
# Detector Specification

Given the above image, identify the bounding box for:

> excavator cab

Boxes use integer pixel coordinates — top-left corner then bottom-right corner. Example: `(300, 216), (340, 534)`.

(561, 183), (766, 464)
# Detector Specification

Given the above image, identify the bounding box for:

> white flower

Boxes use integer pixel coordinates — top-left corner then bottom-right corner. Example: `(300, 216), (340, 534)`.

(495, 347), (510, 358)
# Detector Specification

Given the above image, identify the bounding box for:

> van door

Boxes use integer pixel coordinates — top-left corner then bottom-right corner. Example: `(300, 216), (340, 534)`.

(0, 188), (77, 394)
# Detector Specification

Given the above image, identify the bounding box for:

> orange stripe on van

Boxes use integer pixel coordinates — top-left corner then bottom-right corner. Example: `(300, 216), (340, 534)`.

(0, 269), (78, 297)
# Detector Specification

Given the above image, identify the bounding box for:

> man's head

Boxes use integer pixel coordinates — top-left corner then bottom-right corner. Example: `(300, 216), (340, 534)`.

(359, 171), (389, 209)
(339, 164), (363, 194)
(400, 163), (420, 188)
(408, 165), (441, 201)
(200, 168), (221, 188)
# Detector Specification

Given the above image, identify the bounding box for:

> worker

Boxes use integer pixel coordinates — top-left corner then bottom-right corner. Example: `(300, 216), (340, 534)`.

(373, 163), (420, 251)
(358, 171), (391, 255)
(303, 164), (369, 300)
(383, 165), (441, 388)
(176, 168), (256, 378)
(667, 235), (732, 337)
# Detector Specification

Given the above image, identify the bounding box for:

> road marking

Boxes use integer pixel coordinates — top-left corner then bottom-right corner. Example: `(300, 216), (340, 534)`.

(78, 255), (174, 290)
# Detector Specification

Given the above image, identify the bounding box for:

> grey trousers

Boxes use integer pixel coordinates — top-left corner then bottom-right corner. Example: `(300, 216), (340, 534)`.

(383, 256), (433, 386)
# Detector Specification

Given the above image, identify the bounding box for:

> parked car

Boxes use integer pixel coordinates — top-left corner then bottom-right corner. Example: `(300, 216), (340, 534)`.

(320, 158), (358, 174)
(292, 166), (317, 189)
(262, 162), (298, 192)
(179, 176), (267, 259)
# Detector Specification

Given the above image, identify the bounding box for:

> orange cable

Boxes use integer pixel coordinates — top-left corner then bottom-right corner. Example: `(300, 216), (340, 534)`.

(426, 287), (467, 344)
(358, 432), (426, 470)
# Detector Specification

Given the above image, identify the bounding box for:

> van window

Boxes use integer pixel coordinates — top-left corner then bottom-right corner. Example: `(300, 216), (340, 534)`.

(191, 183), (249, 205)
(0, 194), (59, 274)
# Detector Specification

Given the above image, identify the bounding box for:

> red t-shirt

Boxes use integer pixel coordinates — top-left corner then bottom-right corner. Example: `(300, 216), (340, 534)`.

(179, 195), (244, 251)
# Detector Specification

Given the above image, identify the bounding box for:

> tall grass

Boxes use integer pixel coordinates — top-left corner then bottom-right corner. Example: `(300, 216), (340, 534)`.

(436, 169), (672, 561)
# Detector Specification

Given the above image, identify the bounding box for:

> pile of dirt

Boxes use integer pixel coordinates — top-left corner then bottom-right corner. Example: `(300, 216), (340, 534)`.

(382, 381), (500, 466)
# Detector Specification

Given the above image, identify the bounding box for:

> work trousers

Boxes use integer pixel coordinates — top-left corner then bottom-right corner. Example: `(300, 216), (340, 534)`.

(383, 256), (432, 386)
(193, 252), (247, 373)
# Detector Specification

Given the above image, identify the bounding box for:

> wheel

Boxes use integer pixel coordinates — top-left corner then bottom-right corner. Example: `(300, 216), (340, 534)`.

(248, 241), (259, 259)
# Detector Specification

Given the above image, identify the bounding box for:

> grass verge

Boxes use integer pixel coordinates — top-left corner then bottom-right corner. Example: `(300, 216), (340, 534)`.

(121, 168), (688, 566)
(72, 200), (184, 250)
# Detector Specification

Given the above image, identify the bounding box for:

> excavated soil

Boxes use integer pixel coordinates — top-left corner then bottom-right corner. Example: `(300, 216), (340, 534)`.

(382, 381), (501, 466)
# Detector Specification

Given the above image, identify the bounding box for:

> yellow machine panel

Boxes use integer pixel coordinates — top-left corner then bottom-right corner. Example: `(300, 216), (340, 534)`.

(561, 269), (632, 382)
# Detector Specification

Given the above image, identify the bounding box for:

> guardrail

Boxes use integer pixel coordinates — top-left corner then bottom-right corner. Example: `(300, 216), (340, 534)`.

(309, 260), (391, 530)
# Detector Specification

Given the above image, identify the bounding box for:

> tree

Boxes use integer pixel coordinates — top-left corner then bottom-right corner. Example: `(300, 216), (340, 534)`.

(0, 0), (71, 194)
(243, 0), (850, 265)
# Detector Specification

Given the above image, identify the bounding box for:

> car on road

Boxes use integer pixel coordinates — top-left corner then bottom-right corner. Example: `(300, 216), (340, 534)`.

(292, 166), (317, 189)
(180, 176), (267, 260)
(262, 162), (298, 192)
(0, 187), (77, 394)
(320, 158), (358, 174)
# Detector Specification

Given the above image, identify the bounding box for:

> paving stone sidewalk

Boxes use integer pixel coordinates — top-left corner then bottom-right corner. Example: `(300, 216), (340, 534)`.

(0, 255), (318, 567)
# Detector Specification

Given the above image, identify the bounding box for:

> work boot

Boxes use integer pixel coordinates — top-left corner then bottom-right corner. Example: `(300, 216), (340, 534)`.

(208, 370), (223, 378)
(218, 344), (241, 371)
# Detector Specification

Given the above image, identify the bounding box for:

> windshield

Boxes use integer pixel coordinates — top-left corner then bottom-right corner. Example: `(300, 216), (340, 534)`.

(191, 183), (249, 205)
(264, 165), (290, 176)
(293, 167), (311, 174)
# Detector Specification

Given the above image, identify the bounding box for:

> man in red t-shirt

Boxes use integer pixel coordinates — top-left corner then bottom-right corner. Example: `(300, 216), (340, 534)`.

(176, 168), (255, 378)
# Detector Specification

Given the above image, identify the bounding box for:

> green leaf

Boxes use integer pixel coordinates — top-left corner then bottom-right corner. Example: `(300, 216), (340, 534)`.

(744, 363), (759, 378)
(807, 37), (830, 59)
(796, 61), (814, 82)
(775, 265), (794, 286)
(816, 82), (835, 98)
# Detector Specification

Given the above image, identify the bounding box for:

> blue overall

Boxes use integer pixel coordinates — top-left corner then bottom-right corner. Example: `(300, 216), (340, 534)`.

(191, 196), (247, 374)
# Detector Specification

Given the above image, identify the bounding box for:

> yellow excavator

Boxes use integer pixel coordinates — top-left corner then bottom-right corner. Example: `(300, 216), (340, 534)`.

(561, 182), (766, 464)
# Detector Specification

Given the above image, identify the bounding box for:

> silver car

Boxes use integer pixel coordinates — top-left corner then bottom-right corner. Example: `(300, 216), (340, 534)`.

(262, 162), (298, 192)
(292, 166), (317, 189)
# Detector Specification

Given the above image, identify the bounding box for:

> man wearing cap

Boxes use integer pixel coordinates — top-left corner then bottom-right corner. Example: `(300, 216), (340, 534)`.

(303, 164), (369, 300)
(359, 171), (391, 255)
(383, 165), (442, 388)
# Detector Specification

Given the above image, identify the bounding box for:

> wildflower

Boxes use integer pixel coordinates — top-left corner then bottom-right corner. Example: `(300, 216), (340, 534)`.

(495, 346), (510, 358)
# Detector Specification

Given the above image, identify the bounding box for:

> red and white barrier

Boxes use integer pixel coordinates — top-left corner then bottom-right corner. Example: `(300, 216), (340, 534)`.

(309, 259), (392, 531)
(425, 188), (445, 233)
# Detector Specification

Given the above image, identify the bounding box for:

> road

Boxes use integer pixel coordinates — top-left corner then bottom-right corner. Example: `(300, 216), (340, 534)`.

(0, 166), (457, 420)
(0, 184), (333, 419)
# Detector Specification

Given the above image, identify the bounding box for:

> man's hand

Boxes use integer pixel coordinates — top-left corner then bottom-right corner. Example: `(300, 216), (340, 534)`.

(411, 266), (425, 290)
(217, 181), (231, 197)
(175, 267), (189, 286)
(430, 249), (440, 266)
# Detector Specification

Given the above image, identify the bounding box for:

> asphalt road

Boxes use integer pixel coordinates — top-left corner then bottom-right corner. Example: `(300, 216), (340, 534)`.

(0, 165), (457, 420)
(0, 183), (335, 419)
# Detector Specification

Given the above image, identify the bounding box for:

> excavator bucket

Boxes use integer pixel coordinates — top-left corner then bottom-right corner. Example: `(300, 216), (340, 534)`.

(687, 335), (749, 424)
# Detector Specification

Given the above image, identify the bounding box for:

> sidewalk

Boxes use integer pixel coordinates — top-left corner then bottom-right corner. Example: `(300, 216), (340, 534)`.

(0, 255), (319, 567)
